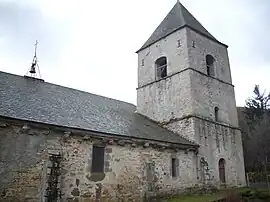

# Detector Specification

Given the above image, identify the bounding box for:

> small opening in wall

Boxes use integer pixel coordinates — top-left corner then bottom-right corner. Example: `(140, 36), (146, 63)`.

(215, 107), (219, 122)
(177, 39), (181, 48)
(192, 41), (196, 48)
(91, 145), (105, 173)
(172, 158), (177, 177)
(142, 59), (144, 66)
(206, 54), (215, 77)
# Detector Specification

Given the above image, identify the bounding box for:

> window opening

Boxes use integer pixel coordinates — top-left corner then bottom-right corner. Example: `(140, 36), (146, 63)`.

(215, 107), (219, 122)
(155, 57), (167, 79)
(91, 145), (105, 173)
(172, 158), (177, 177)
(206, 54), (215, 76)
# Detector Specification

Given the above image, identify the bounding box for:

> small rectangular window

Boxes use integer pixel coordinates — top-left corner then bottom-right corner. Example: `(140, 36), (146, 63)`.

(172, 158), (177, 177)
(91, 145), (105, 173)
(177, 39), (181, 48)
(142, 59), (144, 66)
(215, 107), (219, 122)
(192, 41), (196, 48)
(146, 163), (154, 191)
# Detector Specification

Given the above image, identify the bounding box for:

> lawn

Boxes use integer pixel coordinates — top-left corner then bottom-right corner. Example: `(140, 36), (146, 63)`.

(166, 193), (224, 202)
(165, 188), (270, 202)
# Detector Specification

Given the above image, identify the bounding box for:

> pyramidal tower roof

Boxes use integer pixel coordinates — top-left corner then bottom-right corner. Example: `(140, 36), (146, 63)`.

(137, 1), (226, 52)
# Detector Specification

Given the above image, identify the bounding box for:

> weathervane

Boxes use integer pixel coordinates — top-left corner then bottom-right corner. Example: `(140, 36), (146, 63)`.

(25, 40), (42, 79)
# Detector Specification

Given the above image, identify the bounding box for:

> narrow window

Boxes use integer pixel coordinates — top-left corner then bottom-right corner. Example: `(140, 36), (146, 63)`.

(192, 41), (196, 48)
(146, 163), (154, 191)
(141, 59), (144, 66)
(172, 158), (177, 177)
(206, 54), (215, 77)
(91, 145), (105, 173)
(155, 56), (167, 79)
(215, 107), (219, 122)
(177, 39), (181, 48)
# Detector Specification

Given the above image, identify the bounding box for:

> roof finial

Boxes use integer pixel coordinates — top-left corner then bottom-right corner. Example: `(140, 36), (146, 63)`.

(25, 40), (42, 80)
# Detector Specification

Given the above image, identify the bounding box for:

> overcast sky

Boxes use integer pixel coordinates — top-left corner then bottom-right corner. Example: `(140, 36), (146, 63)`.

(0, 0), (269, 107)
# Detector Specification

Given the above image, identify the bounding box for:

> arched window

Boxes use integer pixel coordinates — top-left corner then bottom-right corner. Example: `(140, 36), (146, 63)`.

(155, 56), (167, 79)
(206, 55), (215, 77)
(218, 158), (226, 185)
(214, 107), (219, 122)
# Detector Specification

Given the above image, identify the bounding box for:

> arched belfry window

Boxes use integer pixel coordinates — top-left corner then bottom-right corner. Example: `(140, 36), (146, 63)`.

(214, 107), (219, 122)
(155, 56), (167, 79)
(206, 55), (215, 77)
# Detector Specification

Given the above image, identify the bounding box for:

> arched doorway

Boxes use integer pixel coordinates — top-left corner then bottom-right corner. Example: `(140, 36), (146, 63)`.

(218, 158), (226, 185)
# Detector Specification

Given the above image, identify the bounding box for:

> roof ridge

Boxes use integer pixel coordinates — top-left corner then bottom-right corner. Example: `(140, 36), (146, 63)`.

(0, 71), (136, 107)
(176, 1), (185, 24)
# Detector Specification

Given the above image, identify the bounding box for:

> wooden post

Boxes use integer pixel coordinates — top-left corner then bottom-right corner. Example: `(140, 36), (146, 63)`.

(246, 172), (250, 188)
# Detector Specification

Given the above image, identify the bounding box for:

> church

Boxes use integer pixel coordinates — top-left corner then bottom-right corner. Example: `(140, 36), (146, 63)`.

(0, 1), (246, 202)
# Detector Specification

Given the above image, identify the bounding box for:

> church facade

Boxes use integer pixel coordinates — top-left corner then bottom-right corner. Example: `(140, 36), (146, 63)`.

(0, 2), (246, 202)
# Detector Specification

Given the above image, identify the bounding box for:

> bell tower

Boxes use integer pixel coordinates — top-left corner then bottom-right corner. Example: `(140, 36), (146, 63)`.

(136, 1), (246, 187)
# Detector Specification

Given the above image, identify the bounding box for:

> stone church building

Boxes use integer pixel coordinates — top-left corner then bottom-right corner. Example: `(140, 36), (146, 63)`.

(0, 1), (246, 202)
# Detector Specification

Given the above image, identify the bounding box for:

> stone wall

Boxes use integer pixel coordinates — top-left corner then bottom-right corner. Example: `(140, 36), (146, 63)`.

(164, 117), (246, 188)
(136, 26), (237, 127)
(0, 119), (198, 202)
(136, 23), (246, 189)
(136, 28), (193, 123)
(186, 28), (232, 84)
(137, 28), (189, 88)
(137, 71), (193, 123)
(61, 136), (198, 201)
(0, 122), (48, 202)
(188, 57), (239, 127)
(194, 118), (246, 187)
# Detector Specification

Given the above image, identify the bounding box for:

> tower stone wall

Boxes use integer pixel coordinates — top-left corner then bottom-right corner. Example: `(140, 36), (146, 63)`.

(137, 28), (193, 123)
(136, 4), (246, 188)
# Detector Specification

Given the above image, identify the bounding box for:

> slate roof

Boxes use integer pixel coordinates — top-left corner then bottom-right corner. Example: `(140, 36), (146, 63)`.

(0, 71), (196, 146)
(137, 1), (224, 52)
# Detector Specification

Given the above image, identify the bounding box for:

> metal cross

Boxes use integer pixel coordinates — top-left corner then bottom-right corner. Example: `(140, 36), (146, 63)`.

(34, 40), (38, 57)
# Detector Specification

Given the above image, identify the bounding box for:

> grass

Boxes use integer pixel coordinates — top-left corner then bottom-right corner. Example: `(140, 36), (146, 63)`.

(165, 187), (270, 202)
(166, 193), (224, 202)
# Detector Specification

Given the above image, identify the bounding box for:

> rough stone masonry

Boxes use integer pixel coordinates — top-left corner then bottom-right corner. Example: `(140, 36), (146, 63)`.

(0, 119), (198, 202)
(0, 1), (246, 202)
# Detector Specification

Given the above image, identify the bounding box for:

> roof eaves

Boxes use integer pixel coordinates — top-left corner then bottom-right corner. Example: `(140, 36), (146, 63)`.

(0, 115), (198, 148)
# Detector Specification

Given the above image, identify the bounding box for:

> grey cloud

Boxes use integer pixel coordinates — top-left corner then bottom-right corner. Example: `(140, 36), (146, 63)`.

(0, 2), (73, 64)
(229, 1), (270, 66)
